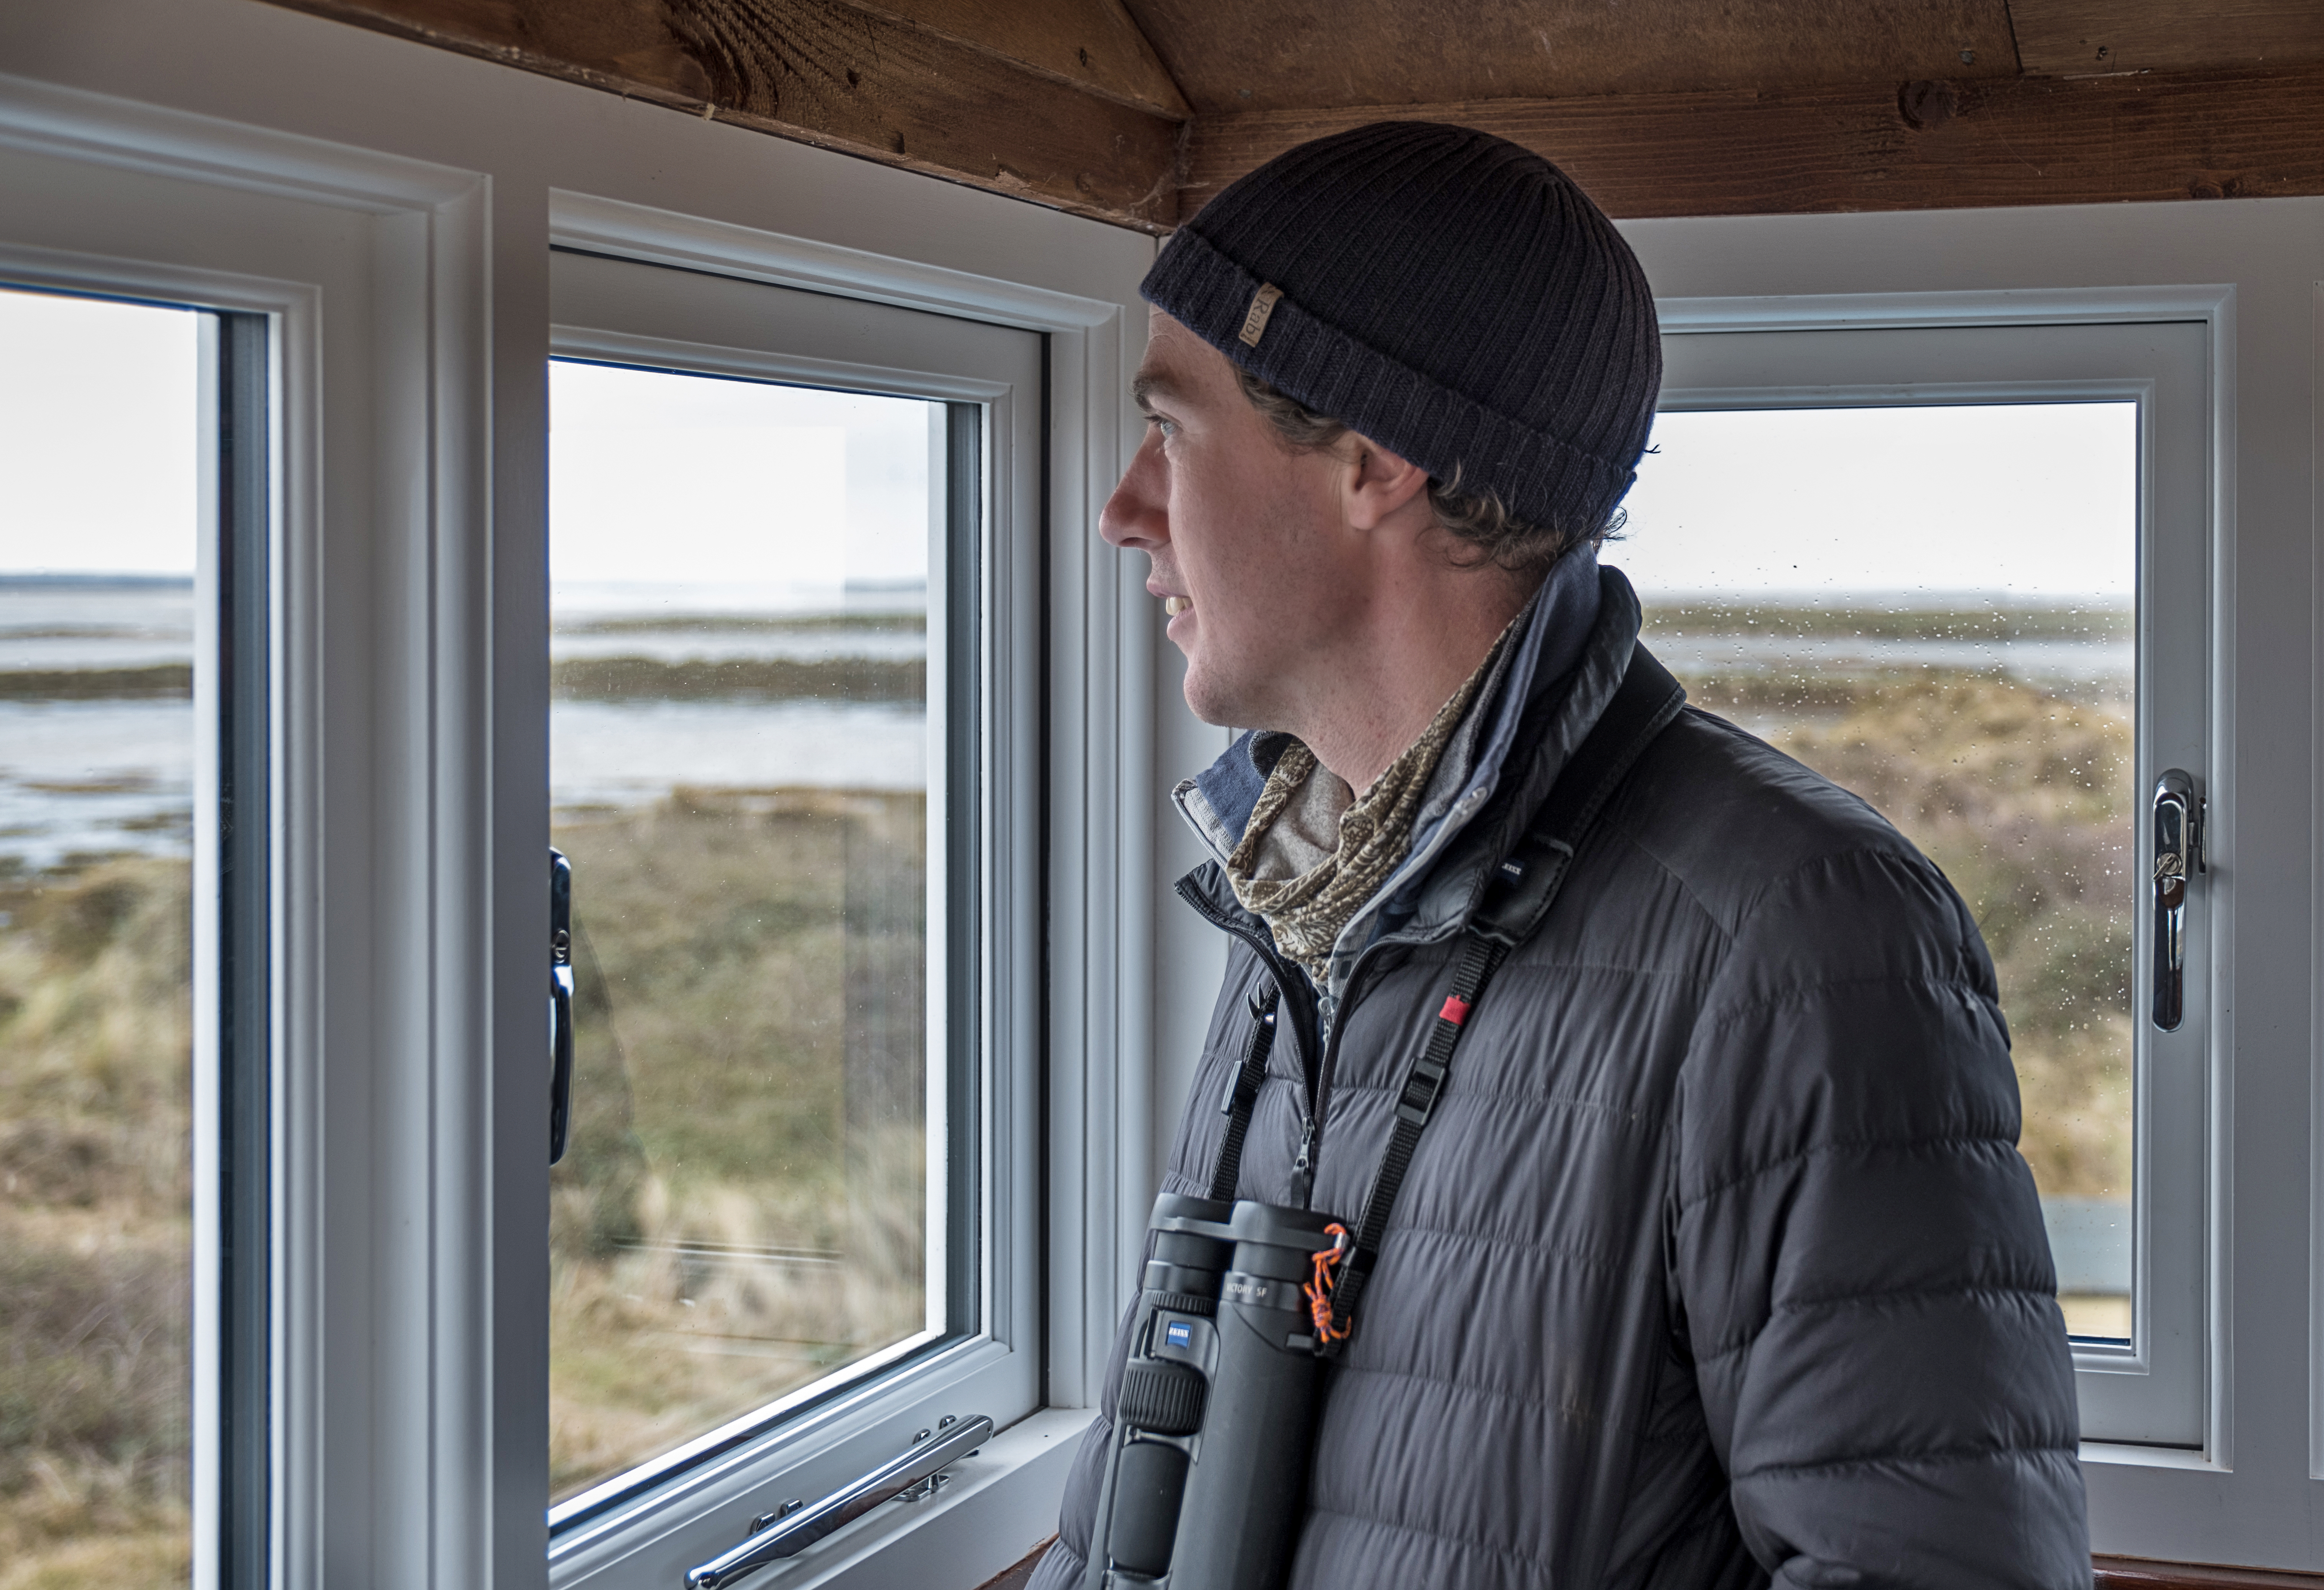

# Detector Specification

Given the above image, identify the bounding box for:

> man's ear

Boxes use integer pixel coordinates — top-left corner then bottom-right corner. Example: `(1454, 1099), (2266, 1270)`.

(1340, 433), (1435, 530)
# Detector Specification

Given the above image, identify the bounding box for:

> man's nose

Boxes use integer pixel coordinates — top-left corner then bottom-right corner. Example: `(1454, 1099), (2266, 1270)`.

(1099, 429), (1167, 551)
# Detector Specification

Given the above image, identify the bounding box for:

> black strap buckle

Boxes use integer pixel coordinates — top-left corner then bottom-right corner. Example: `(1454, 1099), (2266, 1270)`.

(1395, 1056), (1448, 1125)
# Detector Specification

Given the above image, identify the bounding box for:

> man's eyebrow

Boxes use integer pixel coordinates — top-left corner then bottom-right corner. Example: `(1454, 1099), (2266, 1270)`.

(1130, 370), (1185, 414)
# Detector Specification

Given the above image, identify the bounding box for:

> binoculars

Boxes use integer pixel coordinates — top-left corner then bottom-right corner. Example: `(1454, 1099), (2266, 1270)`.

(1083, 1193), (1342, 1589)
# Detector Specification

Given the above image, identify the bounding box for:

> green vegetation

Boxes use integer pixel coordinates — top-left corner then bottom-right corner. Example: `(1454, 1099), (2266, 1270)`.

(0, 666), (189, 700)
(0, 858), (192, 1590)
(547, 789), (927, 1499)
(552, 655), (923, 705)
(559, 612), (925, 636)
(1642, 600), (2132, 642)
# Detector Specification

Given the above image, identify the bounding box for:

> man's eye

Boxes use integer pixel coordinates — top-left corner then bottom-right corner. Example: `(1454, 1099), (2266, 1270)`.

(1151, 416), (1178, 439)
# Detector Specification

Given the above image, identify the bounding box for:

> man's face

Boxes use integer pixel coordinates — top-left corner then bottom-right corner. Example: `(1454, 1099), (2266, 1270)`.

(1100, 307), (1355, 729)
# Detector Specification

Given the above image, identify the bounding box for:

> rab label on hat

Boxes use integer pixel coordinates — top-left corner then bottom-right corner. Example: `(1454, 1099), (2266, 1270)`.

(1238, 283), (1284, 347)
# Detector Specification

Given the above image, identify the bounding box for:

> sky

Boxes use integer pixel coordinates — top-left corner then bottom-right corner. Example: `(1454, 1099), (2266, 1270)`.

(1617, 401), (2137, 602)
(0, 286), (198, 575)
(1, 284), (2137, 605)
(550, 358), (937, 606)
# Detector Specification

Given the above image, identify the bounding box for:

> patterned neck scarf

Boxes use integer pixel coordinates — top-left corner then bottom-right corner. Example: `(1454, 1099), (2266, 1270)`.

(1226, 630), (1510, 986)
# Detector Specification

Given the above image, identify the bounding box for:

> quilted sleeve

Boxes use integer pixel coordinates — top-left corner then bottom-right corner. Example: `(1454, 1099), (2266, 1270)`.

(1673, 846), (2090, 1589)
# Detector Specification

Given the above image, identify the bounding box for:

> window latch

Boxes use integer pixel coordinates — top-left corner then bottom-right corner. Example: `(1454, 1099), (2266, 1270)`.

(550, 848), (575, 1163)
(683, 1414), (992, 1588)
(2151, 769), (2204, 1032)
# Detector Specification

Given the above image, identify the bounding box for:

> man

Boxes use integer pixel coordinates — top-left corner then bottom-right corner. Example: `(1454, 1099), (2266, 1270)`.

(1033, 122), (2088, 1589)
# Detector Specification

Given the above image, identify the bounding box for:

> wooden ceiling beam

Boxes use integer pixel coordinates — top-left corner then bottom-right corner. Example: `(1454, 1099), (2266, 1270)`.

(2010, 0), (2324, 79)
(264, 0), (1186, 229)
(1182, 61), (2324, 220)
(1119, 0), (2026, 115)
(856, 0), (1189, 117)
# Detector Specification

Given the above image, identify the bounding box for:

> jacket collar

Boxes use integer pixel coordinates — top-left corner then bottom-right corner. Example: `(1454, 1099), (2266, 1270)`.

(1178, 545), (1601, 861)
(1174, 552), (1644, 981)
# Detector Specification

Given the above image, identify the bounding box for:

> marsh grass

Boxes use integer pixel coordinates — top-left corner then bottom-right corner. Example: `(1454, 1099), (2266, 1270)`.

(0, 667), (190, 700)
(547, 789), (929, 1500)
(559, 612), (925, 637)
(1645, 601), (2131, 643)
(0, 857), (192, 1588)
(551, 656), (922, 704)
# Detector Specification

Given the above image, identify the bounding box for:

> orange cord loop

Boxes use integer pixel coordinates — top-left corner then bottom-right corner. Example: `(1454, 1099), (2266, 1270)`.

(1304, 1222), (1352, 1345)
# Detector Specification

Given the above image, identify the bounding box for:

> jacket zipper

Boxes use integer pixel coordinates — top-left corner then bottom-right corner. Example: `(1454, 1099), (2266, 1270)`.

(1175, 880), (1323, 1195)
(1292, 1116), (1317, 1185)
(1298, 943), (1398, 1209)
(1175, 875), (1407, 1211)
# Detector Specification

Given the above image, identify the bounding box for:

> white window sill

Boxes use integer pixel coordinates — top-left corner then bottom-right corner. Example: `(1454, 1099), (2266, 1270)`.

(2081, 1440), (2227, 1475)
(761, 1409), (1090, 1590)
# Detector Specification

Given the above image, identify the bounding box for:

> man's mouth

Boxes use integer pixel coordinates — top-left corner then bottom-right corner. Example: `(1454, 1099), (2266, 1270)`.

(1163, 596), (1191, 617)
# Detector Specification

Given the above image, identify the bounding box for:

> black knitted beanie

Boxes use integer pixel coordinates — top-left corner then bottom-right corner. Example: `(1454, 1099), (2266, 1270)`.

(1141, 121), (1662, 537)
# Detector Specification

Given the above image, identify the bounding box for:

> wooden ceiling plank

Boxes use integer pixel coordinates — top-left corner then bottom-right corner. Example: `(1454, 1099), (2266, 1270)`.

(1181, 62), (2324, 220)
(262, 0), (1182, 229)
(849, 0), (1190, 117)
(2011, 0), (2324, 76)
(1117, 0), (2021, 115)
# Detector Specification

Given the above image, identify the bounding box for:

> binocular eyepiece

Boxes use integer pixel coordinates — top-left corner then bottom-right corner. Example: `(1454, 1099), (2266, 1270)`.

(1084, 1193), (1342, 1590)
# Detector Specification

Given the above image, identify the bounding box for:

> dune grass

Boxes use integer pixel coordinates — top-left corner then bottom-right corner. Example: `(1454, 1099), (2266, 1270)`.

(0, 857), (192, 1588)
(546, 789), (929, 1500)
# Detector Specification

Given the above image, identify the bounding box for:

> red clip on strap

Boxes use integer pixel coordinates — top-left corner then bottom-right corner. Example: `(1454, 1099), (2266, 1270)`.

(1305, 1223), (1352, 1345)
(1438, 996), (1472, 1026)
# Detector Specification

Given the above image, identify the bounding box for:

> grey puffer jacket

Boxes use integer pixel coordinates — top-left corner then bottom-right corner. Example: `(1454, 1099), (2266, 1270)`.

(1032, 569), (2088, 1590)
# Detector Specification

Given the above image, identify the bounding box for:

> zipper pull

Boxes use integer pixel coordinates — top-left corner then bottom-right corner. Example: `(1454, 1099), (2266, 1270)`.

(1293, 1116), (1316, 1177)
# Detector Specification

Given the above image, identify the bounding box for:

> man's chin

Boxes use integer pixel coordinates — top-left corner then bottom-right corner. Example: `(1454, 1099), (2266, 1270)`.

(1178, 663), (1252, 731)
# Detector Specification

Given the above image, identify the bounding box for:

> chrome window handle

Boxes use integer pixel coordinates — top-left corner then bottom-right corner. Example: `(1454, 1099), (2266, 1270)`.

(2151, 770), (2204, 1032)
(683, 1414), (992, 1588)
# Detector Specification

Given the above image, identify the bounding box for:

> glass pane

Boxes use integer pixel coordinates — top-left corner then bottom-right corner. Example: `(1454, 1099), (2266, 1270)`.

(1625, 402), (2137, 1342)
(547, 360), (948, 1502)
(0, 288), (201, 1580)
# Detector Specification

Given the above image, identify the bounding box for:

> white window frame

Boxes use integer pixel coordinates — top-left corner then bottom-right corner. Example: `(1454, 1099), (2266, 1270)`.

(1650, 308), (2216, 1447)
(0, 68), (501, 1589)
(537, 242), (1049, 1584)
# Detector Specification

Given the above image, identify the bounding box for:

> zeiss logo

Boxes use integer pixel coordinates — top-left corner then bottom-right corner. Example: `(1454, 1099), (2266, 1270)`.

(1163, 1320), (1193, 1349)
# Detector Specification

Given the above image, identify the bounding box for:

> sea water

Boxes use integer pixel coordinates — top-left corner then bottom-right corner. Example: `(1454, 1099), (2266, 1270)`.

(0, 576), (2135, 873)
(0, 578), (930, 870)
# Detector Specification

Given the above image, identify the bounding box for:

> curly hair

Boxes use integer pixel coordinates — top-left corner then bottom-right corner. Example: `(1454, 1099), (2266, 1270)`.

(1233, 364), (1618, 581)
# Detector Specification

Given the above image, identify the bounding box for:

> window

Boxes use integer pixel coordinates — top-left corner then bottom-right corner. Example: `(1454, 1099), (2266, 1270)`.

(546, 363), (964, 1503)
(0, 281), (270, 1581)
(544, 249), (1048, 1582)
(1642, 315), (2211, 1446)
